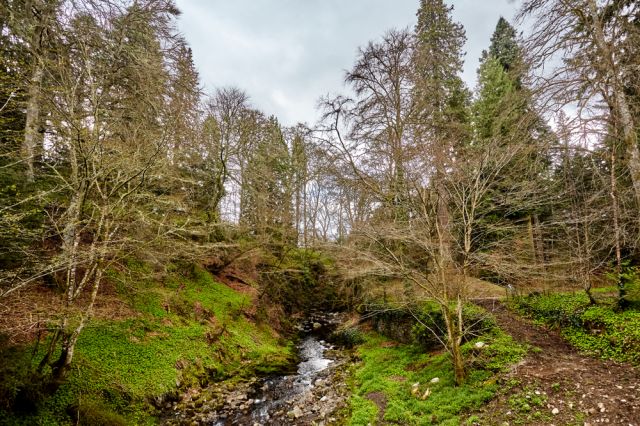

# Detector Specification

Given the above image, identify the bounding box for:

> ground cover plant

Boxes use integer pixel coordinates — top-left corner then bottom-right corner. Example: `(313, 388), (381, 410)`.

(0, 265), (294, 425)
(347, 306), (527, 425)
(511, 290), (640, 365)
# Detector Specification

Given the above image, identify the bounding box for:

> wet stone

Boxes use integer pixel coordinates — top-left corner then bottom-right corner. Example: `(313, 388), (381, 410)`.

(168, 312), (351, 425)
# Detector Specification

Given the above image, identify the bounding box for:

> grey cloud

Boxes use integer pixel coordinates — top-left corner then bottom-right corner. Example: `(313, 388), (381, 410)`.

(175, 0), (519, 126)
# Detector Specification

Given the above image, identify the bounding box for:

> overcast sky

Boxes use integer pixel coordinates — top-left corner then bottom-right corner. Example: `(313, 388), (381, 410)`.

(174, 1), (520, 126)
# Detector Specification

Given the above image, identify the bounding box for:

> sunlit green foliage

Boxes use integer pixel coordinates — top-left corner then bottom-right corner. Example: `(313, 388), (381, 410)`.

(347, 315), (526, 425)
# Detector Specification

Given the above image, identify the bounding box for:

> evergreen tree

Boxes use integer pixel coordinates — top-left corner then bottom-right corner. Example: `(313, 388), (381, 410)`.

(413, 0), (470, 142)
(474, 17), (528, 142)
(290, 126), (309, 245)
(487, 17), (521, 76)
(241, 116), (294, 246)
(473, 56), (518, 140)
(471, 17), (552, 270)
(168, 41), (201, 154)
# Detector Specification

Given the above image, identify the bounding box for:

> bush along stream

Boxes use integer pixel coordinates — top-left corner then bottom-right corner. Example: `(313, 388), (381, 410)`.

(164, 311), (354, 426)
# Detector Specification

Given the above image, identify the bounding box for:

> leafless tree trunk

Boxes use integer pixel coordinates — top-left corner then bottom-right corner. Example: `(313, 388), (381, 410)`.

(22, 63), (43, 181)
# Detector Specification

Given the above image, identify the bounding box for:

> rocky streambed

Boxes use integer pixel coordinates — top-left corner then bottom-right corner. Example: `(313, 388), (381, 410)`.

(164, 312), (353, 426)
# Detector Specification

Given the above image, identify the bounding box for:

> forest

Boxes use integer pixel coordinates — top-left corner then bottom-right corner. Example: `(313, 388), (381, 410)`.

(0, 0), (639, 425)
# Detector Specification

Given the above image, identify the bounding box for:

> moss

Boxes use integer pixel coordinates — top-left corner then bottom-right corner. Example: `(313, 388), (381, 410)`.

(347, 315), (526, 425)
(72, 399), (129, 426)
(2, 265), (294, 425)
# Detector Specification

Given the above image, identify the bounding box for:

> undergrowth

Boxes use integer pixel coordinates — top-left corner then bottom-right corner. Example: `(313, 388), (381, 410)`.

(511, 291), (640, 365)
(347, 306), (526, 425)
(0, 264), (294, 425)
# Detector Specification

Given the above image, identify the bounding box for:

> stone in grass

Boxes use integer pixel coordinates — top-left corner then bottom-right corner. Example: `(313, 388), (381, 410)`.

(411, 383), (420, 396)
(552, 407), (560, 415)
(474, 341), (486, 349)
(430, 377), (440, 384)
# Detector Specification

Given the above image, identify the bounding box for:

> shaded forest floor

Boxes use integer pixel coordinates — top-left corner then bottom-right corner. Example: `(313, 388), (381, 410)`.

(469, 300), (640, 426)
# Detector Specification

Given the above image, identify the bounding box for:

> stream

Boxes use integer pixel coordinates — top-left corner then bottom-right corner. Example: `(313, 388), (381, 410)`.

(169, 312), (351, 426)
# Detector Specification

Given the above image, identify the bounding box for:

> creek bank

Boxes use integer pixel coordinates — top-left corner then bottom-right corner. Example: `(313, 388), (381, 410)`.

(164, 311), (353, 426)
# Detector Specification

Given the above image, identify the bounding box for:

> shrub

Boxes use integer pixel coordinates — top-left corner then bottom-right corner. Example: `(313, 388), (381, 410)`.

(330, 328), (366, 348)
(412, 302), (496, 349)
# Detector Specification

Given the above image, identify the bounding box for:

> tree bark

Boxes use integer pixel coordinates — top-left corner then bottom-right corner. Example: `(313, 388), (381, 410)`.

(609, 140), (625, 305)
(23, 63), (43, 181)
(443, 300), (465, 386)
(532, 213), (545, 267)
(527, 215), (536, 263)
(587, 0), (640, 208)
(51, 268), (103, 384)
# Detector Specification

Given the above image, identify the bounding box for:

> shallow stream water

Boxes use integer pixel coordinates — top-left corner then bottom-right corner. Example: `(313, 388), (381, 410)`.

(211, 312), (344, 425)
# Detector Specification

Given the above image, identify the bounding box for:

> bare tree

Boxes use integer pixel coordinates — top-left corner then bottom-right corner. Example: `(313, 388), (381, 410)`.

(519, 0), (640, 208)
(0, 0), (184, 384)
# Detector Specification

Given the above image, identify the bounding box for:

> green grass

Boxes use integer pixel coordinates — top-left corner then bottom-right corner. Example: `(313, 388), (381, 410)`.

(0, 265), (294, 425)
(512, 291), (640, 365)
(347, 323), (526, 425)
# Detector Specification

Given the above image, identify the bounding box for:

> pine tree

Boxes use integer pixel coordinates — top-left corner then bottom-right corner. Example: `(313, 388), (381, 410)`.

(473, 56), (518, 140)
(413, 0), (470, 140)
(290, 126), (309, 246)
(474, 17), (527, 142)
(471, 17), (553, 271)
(168, 41), (201, 154)
(487, 17), (521, 76)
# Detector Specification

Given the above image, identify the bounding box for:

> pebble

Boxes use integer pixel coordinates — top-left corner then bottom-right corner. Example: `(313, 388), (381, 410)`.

(552, 407), (559, 415)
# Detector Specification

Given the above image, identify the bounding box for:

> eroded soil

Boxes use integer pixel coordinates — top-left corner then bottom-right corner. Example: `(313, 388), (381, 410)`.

(470, 300), (640, 426)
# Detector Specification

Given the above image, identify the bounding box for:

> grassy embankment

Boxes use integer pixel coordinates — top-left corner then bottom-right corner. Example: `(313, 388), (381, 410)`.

(0, 263), (295, 425)
(345, 303), (527, 425)
(511, 288), (640, 365)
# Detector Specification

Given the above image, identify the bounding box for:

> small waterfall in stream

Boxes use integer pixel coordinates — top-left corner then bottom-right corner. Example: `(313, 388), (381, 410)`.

(210, 312), (346, 425)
